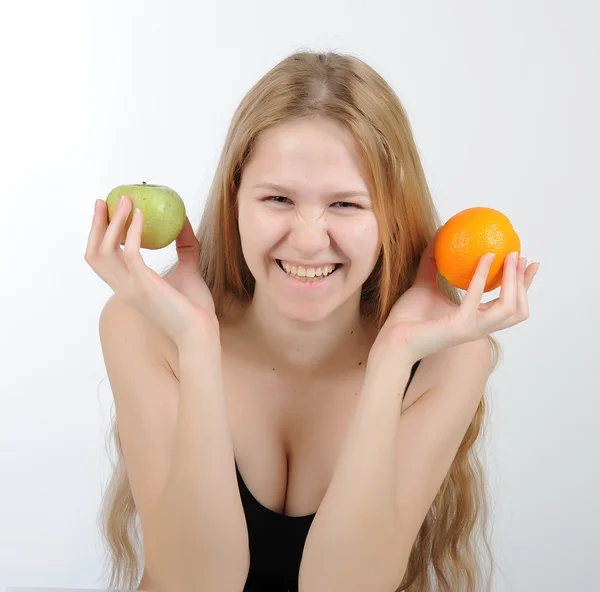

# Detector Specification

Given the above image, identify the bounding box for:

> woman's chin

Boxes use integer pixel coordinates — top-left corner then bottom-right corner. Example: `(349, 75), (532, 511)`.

(273, 299), (337, 324)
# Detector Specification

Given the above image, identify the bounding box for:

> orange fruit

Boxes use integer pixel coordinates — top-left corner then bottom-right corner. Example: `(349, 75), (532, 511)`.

(434, 207), (521, 292)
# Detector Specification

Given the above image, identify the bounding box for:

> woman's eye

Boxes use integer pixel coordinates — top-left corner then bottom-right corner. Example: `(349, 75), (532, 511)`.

(332, 201), (361, 209)
(264, 197), (360, 209)
(267, 196), (291, 204)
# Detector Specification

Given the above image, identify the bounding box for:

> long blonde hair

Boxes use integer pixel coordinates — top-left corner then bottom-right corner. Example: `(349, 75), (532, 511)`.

(99, 49), (501, 591)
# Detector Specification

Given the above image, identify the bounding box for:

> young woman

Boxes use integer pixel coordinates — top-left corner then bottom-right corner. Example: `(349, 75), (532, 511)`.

(85, 50), (539, 592)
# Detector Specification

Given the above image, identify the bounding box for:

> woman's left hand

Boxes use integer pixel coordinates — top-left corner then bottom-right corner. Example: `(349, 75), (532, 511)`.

(369, 229), (540, 366)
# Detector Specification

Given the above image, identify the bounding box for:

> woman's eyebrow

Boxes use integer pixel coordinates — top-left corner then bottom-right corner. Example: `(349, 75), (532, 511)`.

(253, 182), (371, 200)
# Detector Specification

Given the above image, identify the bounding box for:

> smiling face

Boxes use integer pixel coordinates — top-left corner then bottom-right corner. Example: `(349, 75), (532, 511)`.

(236, 116), (382, 323)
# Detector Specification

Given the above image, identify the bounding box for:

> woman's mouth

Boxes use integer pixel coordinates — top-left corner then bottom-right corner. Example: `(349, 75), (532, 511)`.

(276, 259), (342, 284)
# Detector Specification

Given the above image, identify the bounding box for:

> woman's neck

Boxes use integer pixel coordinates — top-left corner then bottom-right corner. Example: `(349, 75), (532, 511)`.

(232, 293), (376, 376)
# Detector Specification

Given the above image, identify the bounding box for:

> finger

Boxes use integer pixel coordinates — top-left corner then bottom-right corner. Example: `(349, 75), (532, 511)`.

(486, 256), (531, 331)
(85, 199), (108, 260)
(98, 196), (134, 281)
(415, 227), (442, 287)
(461, 252), (496, 312)
(477, 256), (537, 313)
(524, 261), (539, 290)
(499, 251), (519, 309)
(485, 251), (519, 327)
(85, 199), (128, 290)
(122, 208), (162, 303)
(103, 195), (132, 252)
(123, 207), (145, 272)
(516, 257), (529, 319)
(175, 216), (200, 265)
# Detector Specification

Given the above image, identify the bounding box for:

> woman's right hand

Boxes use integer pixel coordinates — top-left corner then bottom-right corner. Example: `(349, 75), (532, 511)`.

(85, 194), (219, 347)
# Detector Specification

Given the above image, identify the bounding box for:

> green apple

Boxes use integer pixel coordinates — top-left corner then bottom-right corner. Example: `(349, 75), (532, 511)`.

(105, 181), (186, 250)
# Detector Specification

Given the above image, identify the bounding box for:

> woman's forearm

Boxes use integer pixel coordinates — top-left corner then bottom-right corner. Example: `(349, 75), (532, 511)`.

(299, 357), (414, 592)
(144, 336), (249, 592)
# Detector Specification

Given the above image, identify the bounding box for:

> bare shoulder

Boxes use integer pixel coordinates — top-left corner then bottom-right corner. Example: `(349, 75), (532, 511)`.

(425, 338), (492, 386)
(99, 289), (180, 375)
(402, 338), (492, 412)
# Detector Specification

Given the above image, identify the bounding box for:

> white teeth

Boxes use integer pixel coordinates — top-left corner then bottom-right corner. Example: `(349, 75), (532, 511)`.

(280, 261), (337, 279)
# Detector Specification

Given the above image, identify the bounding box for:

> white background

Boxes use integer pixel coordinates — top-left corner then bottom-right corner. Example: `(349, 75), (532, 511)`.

(1, 1), (598, 591)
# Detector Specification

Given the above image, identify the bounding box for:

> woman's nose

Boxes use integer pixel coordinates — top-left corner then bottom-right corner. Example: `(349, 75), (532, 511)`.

(288, 213), (330, 254)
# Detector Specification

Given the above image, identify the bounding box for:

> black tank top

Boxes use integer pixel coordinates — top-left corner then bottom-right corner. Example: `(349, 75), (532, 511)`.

(236, 359), (421, 591)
